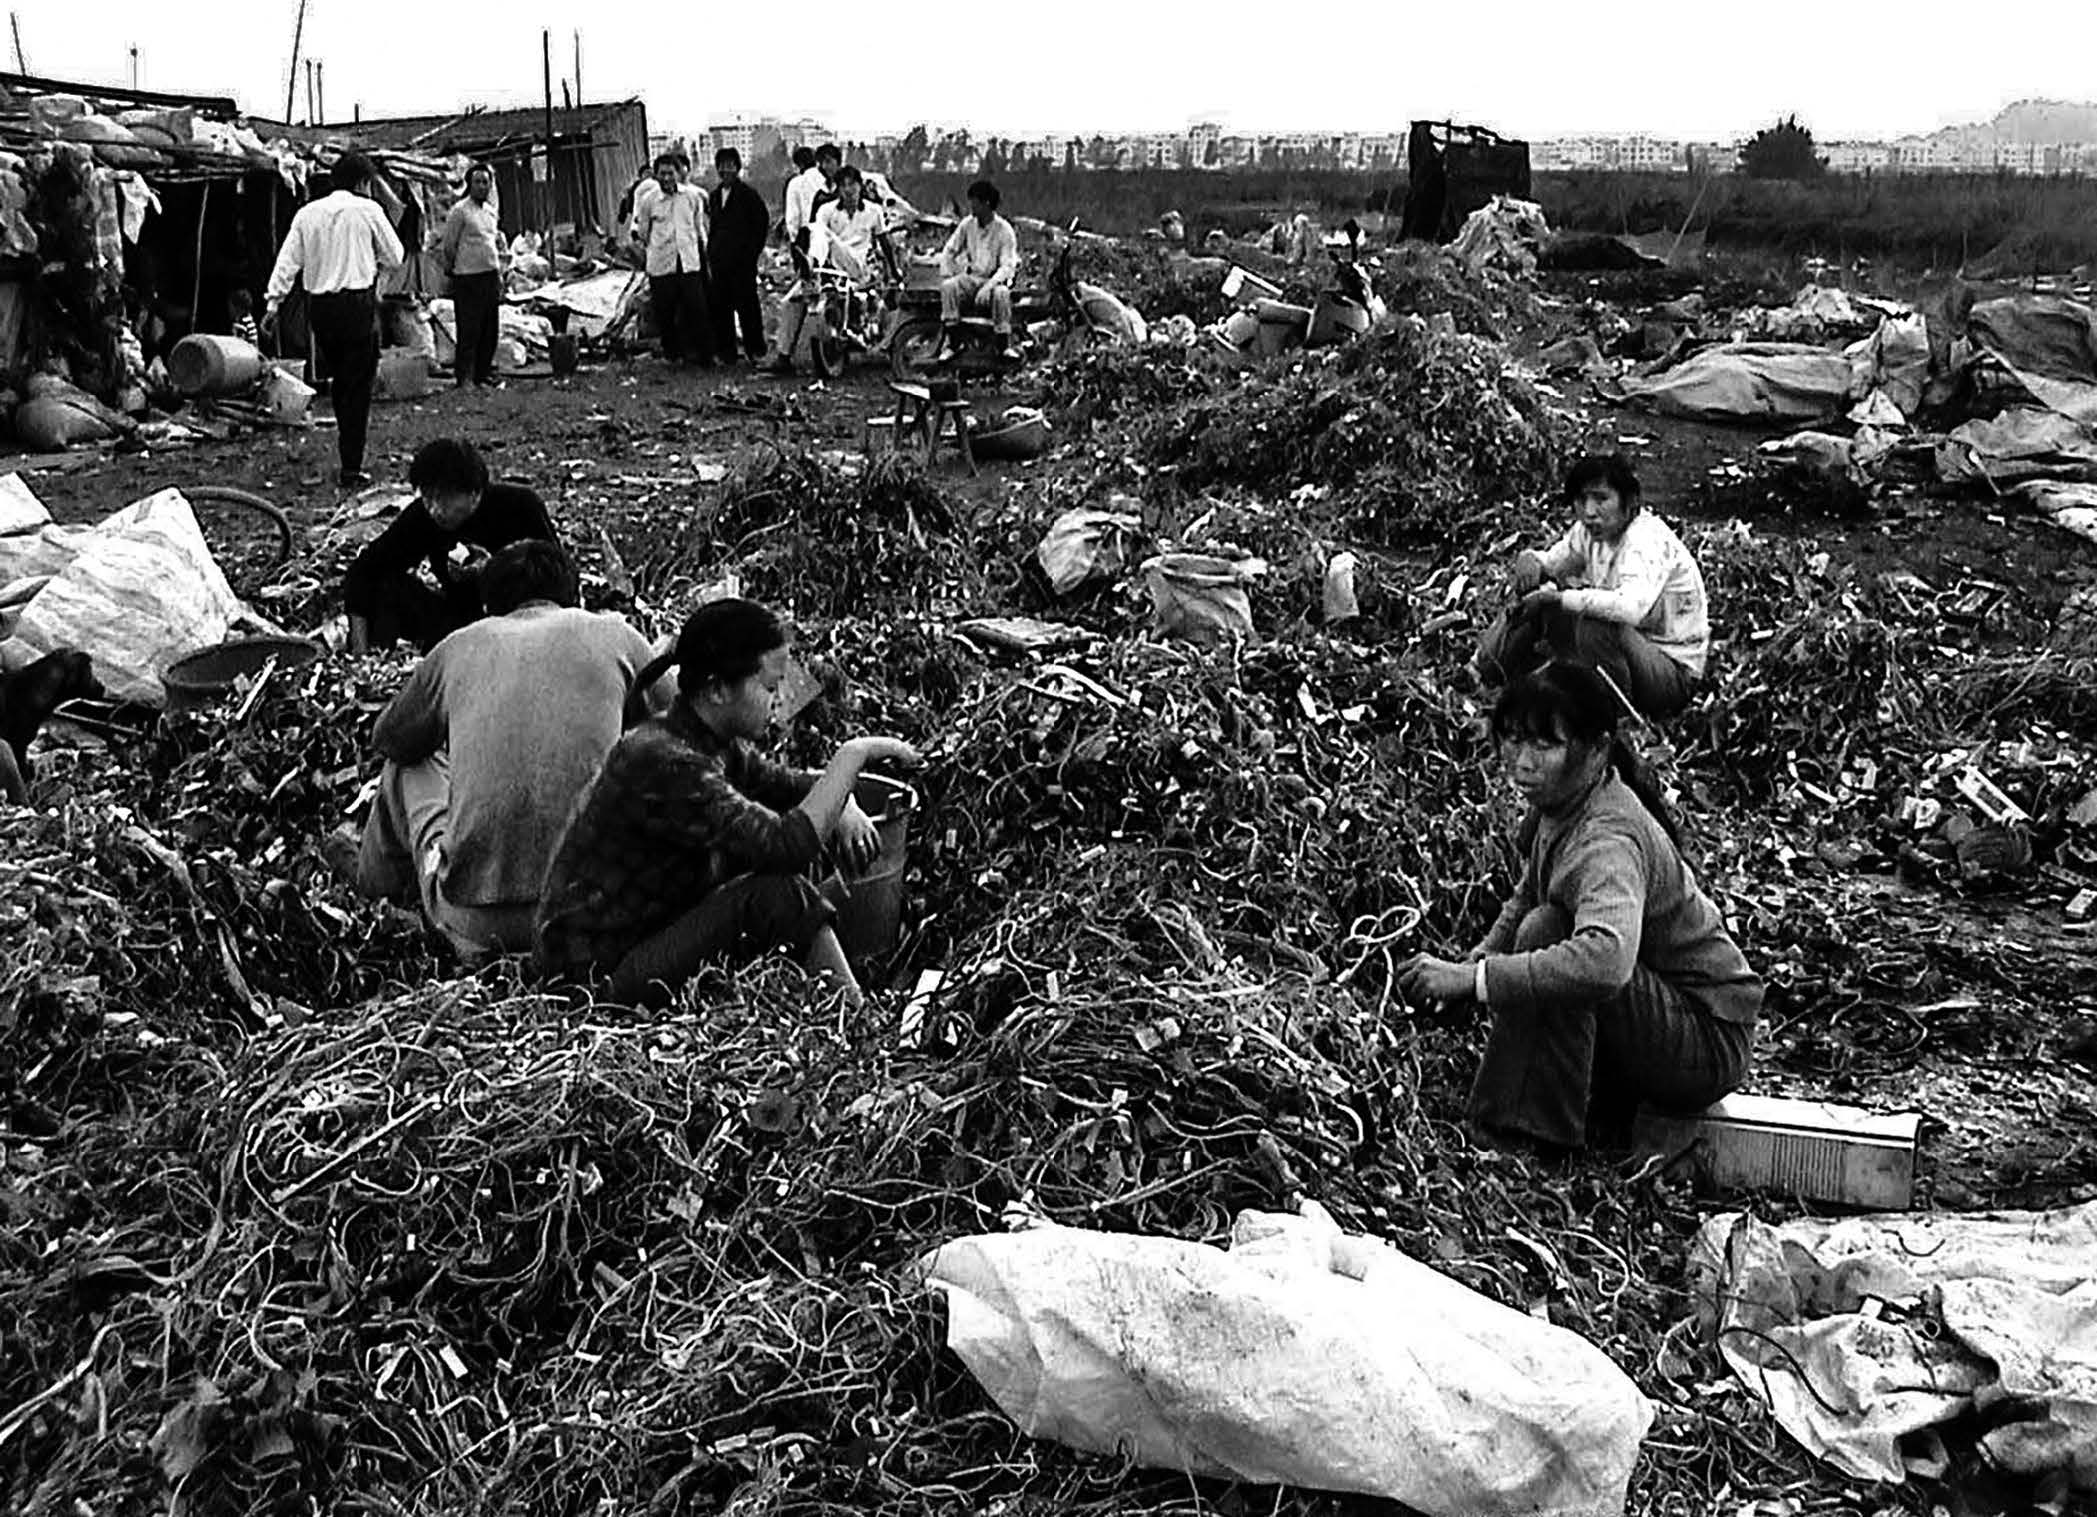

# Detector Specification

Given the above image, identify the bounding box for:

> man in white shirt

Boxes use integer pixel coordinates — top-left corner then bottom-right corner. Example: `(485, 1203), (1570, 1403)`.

(769, 166), (889, 374)
(439, 162), (507, 389)
(265, 151), (405, 488)
(937, 179), (1021, 362)
(631, 153), (715, 366)
(781, 145), (826, 245)
(1475, 454), (1711, 720)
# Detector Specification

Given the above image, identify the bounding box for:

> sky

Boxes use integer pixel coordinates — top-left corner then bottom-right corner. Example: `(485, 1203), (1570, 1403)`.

(16, 0), (2097, 145)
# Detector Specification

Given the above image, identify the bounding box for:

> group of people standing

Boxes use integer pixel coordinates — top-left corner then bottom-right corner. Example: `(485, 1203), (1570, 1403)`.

(333, 434), (1759, 1157)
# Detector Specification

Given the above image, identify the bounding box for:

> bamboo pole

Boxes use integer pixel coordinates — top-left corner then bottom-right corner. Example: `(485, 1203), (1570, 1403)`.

(283, 0), (308, 124)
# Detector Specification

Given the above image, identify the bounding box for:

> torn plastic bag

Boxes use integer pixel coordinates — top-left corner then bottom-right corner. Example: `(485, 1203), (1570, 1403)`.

(1691, 1201), (2097, 1491)
(4, 488), (243, 705)
(920, 1204), (1651, 1517)
(1845, 311), (1930, 419)
(1035, 505), (1141, 595)
(1968, 295), (2097, 427)
(1144, 552), (1263, 643)
(0, 472), (50, 534)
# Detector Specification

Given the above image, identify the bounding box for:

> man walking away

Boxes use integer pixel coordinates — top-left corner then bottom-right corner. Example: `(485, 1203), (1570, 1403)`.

(344, 540), (664, 961)
(440, 162), (506, 388)
(632, 153), (714, 366)
(706, 148), (770, 364)
(265, 150), (404, 488)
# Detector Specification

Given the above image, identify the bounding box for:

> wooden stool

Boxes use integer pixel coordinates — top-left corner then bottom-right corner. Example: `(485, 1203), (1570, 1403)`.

(885, 382), (977, 475)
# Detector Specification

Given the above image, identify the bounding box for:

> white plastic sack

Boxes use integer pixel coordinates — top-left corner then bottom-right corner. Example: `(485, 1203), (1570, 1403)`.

(1692, 1203), (2097, 1490)
(1144, 552), (1264, 643)
(1036, 505), (1141, 595)
(5, 488), (242, 704)
(921, 1204), (1651, 1517)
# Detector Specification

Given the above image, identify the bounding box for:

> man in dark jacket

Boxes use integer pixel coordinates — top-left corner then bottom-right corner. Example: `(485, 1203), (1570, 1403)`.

(343, 437), (557, 652)
(706, 148), (771, 364)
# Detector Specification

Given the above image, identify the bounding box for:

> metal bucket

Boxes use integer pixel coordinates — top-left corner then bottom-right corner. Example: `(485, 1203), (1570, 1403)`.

(168, 334), (266, 396)
(834, 773), (917, 970)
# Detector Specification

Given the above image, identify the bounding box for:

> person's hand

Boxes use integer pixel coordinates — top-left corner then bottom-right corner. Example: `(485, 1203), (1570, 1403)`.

(1397, 953), (1476, 1008)
(1510, 549), (1547, 596)
(455, 545), (492, 580)
(836, 799), (881, 874)
(1519, 584), (1562, 614)
(260, 305), (281, 339)
(848, 736), (923, 769)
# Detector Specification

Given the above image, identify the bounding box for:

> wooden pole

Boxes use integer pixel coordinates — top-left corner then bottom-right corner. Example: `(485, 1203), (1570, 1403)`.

(304, 59), (315, 126)
(317, 59), (324, 123)
(573, 29), (581, 107)
(129, 46), (138, 89)
(9, 12), (26, 73)
(542, 28), (554, 232)
(191, 181), (209, 339)
(283, 0), (308, 124)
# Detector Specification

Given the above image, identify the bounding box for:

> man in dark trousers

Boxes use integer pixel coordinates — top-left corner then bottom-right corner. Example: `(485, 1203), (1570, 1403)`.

(705, 148), (770, 364)
(631, 153), (713, 366)
(440, 162), (506, 388)
(264, 151), (404, 488)
(343, 437), (557, 652)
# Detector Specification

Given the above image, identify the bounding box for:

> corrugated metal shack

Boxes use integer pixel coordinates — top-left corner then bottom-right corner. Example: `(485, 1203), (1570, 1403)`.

(322, 99), (649, 240)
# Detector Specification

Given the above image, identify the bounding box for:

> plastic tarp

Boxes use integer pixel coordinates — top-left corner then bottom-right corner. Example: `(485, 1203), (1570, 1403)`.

(1969, 296), (2097, 427)
(0, 473), (50, 535)
(515, 269), (650, 341)
(3, 489), (242, 704)
(1611, 343), (1856, 423)
(921, 1203), (1652, 1517)
(1845, 312), (1930, 419)
(2018, 480), (2097, 546)
(1937, 408), (2097, 486)
(1691, 1202), (2097, 1490)
(1452, 196), (1551, 277)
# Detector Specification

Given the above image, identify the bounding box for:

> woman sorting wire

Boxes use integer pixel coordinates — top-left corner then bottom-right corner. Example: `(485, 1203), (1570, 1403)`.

(1398, 662), (1761, 1152)
(535, 598), (920, 1009)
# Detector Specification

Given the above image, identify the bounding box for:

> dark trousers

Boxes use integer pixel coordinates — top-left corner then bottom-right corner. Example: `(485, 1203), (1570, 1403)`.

(1468, 905), (1752, 1149)
(709, 259), (766, 359)
(450, 270), (501, 386)
(648, 268), (714, 364)
(1477, 603), (1697, 720)
(307, 287), (380, 475)
(611, 872), (840, 1008)
(359, 573), (482, 654)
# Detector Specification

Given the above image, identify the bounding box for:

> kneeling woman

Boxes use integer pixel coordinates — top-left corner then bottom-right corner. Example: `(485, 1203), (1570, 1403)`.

(536, 598), (919, 1007)
(1400, 663), (1760, 1150)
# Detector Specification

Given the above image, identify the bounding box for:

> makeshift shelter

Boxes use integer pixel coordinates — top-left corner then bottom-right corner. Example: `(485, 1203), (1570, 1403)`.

(1399, 121), (1532, 245)
(0, 72), (447, 403)
(323, 100), (648, 241)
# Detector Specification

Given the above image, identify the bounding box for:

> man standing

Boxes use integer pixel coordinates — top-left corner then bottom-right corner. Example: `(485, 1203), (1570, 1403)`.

(632, 153), (713, 366)
(345, 540), (663, 960)
(781, 145), (826, 247)
(705, 148), (770, 365)
(439, 162), (506, 388)
(343, 437), (557, 653)
(937, 179), (1021, 362)
(265, 150), (404, 488)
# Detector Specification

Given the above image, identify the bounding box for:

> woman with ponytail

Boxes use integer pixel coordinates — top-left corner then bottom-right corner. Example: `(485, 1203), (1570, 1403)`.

(1399, 661), (1760, 1150)
(536, 598), (919, 1008)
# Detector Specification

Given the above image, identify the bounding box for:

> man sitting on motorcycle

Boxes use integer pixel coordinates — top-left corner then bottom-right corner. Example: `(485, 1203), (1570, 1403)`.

(768, 167), (891, 375)
(937, 179), (1021, 364)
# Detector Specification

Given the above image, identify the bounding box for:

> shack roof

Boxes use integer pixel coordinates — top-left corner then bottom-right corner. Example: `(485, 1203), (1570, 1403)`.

(317, 99), (643, 154)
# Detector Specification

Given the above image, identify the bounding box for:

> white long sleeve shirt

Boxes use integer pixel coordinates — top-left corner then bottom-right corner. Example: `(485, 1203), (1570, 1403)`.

(784, 167), (827, 239)
(265, 190), (405, 309)
(1541, 511), (1711, 676)
(939, 214), (1019, 287)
